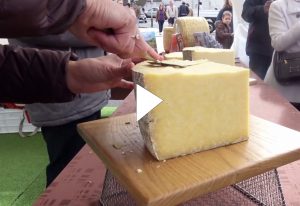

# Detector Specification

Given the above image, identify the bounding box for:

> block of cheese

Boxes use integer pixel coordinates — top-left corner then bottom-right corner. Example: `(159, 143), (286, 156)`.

(183, 47), (235, 66)
(133, 60), (249, 160)
(164, 52), (183, 60)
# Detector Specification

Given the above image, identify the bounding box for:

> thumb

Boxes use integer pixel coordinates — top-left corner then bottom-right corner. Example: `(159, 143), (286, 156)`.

(101, 55), (134, 78)
(111, 60), (134, 78)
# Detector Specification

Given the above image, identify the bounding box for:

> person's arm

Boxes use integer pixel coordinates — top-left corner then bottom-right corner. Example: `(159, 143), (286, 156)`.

(0, 45), (76, 103)
(166, 7), (170, 19)
(269, 2), (300, 52)
(0, 45), (134, 104)
(241, 0), (266, 23)
(0, 0), (85, 37)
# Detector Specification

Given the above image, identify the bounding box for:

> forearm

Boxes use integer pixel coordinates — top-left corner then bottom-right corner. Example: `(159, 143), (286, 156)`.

(0, 45), (77, 103)
(0, 0), (86, 37)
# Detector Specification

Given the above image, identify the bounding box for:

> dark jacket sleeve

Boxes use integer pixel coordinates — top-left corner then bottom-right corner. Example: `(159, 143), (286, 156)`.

(242, 0), (266, 23)
(0, 45), (77, 103)
(216, 24), (232, 39)
(0, 0), (86, 37)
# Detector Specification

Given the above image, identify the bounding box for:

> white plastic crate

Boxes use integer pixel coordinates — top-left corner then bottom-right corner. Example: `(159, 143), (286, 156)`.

(0, 108), (39, 134)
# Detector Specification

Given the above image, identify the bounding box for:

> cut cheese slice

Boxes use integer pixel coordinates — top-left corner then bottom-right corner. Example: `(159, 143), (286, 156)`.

(133, 60), (249, 160)
(183, 47), (235, 66)
(164, 52), (183, 60)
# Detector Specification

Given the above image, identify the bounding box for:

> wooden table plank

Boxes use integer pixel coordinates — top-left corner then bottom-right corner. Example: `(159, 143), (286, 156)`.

(78, 113), (300, 206)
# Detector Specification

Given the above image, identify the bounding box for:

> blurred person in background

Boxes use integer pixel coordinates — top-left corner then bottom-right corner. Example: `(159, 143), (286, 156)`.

(216, 11), (234, 49)
(216, 0), (233, 30)
(264, 0), (300, 111)
(156, 3), (167, 35)
(178, 2), (189, 17)
(166, 0), (178, 26)
(242, 0), (274, 79)
(187, 3), (193, 16)
(217, 0), (233, 21)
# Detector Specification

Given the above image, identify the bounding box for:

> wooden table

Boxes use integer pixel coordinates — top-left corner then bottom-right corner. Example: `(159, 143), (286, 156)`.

(33, 75), (300, 206)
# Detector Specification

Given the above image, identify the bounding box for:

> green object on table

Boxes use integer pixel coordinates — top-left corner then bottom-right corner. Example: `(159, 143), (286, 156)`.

(0, 133), (48, 206)
(101, 106), (117, 118)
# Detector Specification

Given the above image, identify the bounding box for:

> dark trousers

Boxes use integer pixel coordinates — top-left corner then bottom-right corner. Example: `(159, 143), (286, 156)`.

(168, 17), (175, 25)
(42, 111), (100, 187)
(158, 20), (164, 33)
(249, 53), (272, 80)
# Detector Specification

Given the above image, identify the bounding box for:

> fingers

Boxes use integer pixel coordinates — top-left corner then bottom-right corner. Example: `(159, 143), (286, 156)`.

(88, 28), (163, 61)
(110, 59), (134, 78)
(115, 79), (134, 89)
(88, 29), (135, 58)
(100, 54), (134, 78)
(66, 54), (135, 94)
(147, 47), (164, 61)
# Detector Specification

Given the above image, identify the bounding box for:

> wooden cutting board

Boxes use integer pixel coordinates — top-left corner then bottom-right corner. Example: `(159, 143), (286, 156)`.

(77, 113), (300, 206)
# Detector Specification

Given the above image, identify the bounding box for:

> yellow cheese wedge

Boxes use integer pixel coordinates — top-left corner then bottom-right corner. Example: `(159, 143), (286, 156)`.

(183, 47), (235, 66)
(133, 60), (249, 160)
(164, 52), (183, 60)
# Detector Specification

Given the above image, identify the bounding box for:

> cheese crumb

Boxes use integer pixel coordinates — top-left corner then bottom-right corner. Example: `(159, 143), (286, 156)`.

(136, 169), (143, 173)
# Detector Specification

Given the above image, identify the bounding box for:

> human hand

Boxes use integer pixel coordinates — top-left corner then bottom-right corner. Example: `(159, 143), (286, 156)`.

(89, 28), (163, 61)
(66, 54), (134, 93)
(70, 0), (163, 61)
(264, 0), (273, 14)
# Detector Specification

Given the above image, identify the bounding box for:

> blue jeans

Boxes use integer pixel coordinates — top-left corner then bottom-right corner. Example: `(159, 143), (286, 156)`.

(158, 20), (164, 33)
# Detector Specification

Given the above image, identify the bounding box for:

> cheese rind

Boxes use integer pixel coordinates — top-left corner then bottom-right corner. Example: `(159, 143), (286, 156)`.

(133, 60), (249, 160)
(183, 47), (235, 66)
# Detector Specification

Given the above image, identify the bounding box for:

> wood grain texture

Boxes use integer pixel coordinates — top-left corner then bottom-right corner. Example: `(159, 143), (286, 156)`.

(78, 113), (300, 206)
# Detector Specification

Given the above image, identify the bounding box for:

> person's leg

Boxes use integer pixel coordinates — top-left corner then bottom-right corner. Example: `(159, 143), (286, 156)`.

(170, 17), (174, 26)
(42, 111), (100, 187)
(168, 18), (172, 26)
(249, 53), (272, 80)
(159, 21), (163, 33)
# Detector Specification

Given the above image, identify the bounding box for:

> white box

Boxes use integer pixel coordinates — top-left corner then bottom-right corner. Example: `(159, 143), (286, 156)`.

(0, 108), (39, 134)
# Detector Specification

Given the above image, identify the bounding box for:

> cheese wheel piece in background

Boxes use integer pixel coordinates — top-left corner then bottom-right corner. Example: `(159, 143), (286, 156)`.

(163, 27), (175, 53)
(175, 17), (209, 47)
(133, 60), (249, 160)
(183, 47), (235, 66)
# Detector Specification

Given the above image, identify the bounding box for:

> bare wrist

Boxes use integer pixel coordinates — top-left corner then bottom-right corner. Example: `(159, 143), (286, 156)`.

(66, 61), (78, 94)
